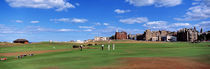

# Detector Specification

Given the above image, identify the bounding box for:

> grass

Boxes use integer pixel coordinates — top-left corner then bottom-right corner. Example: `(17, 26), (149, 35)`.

(0, 42), (74, 53)
(0, 42), (210, 69)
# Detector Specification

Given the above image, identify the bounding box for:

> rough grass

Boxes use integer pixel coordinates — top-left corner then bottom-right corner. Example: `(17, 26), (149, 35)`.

(0, 42), (23, 47)
(0, 42), (74, 53)
(0, 42), (210, 69)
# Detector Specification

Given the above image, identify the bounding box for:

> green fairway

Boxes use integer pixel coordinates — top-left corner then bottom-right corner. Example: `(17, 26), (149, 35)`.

(0, 42), (210, 69)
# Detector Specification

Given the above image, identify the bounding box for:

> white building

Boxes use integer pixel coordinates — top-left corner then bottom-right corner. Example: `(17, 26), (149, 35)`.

(166, 36), (177, 42)
(49, 40), (53, 43)
(94, 37), (110, 41)
(76, 40), (84, 43)
(84, 39), (94, 43)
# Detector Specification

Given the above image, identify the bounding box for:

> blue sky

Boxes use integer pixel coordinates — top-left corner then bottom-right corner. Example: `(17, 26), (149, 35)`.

(0, 0), (210, 42)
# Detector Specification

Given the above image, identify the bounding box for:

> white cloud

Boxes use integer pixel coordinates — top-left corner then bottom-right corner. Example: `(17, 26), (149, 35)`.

(125, 0), (182, 7)
(125, 0), (155, 7)
(75, 3), (80, 6)
(84, 29), (92, 32)
(71, 18), (88, 23)
(114, 9), (130, 14)
(57, 29), (76, 32)
(0, 24), (81, 34)
(143, 21), (168, 29)
(93, 26), (144, 35)
(143, 21), (193, 31)
(172, 23), (190, 27)
(24, 26), (54, 32)
(0, 25), (48, 34)
(6, 0), (75, 11)
(119, 17), (148, 24)
(78, 26), (95, 29)
(50, 18), (88, 23)
(15, 20), (23, 23)
(195, 21), (210, 29)
(95, 22), (101, 26)
(103, 23), (109, 26)
(174, 0), (210, 21)
(79, 26), (95, 32)
(155, 0), (182, 7)
(50, 18), (70, 22)
(93, 22), (109, 26)
(0, 24), (19, 34)
(30, 21), (40, 23)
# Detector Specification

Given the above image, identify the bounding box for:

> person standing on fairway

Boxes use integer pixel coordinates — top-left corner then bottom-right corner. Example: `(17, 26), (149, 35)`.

(108, 45), (110, 51)
(101, 44), (104, 51)
(80, 45), (83, 51)
(113, 44), (115, 50)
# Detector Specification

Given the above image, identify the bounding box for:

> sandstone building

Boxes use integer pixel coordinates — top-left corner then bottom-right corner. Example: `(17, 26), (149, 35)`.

(144, 29), (152, 41)
(115, 31), (127, 40)
(143, 29), (176, 41)
(128, 34), (136, 40)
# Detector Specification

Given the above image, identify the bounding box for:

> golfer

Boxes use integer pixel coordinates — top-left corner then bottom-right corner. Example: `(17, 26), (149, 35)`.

(108, 45), (110, 51)
(101, 44), (104, 51)
(80, 45), (83, 51)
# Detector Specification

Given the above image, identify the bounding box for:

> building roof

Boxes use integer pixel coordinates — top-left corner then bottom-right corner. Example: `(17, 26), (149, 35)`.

(14, 39), (29, 42)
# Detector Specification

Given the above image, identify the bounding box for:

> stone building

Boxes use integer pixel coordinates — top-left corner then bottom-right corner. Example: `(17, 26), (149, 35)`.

(177, 27), (198, 42)
(115, 31), (127, 40)
(199, 31), (210, 41)
(109, 35), (115, 40)
(152, 37), (158, 41)
(128, 34), (136, 40)
(144, 29), (152, 41)
(136, 34), (144, 40)
(143, 29), (173, 41)
(204, 31), (210, 41)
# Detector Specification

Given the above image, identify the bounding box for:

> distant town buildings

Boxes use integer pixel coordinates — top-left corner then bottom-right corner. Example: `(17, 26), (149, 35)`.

(88, 27), (209, 42)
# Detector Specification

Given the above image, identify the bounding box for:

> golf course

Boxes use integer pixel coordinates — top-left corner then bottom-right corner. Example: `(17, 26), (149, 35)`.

(0, 41), (210, 69)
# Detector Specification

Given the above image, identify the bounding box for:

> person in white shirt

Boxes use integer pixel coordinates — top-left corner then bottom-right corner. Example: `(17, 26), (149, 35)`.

(113, 44), (115, 50)
(108, 45), (110, 51)
(101, 45), (104, 51)
(80, 45), (83, 51)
